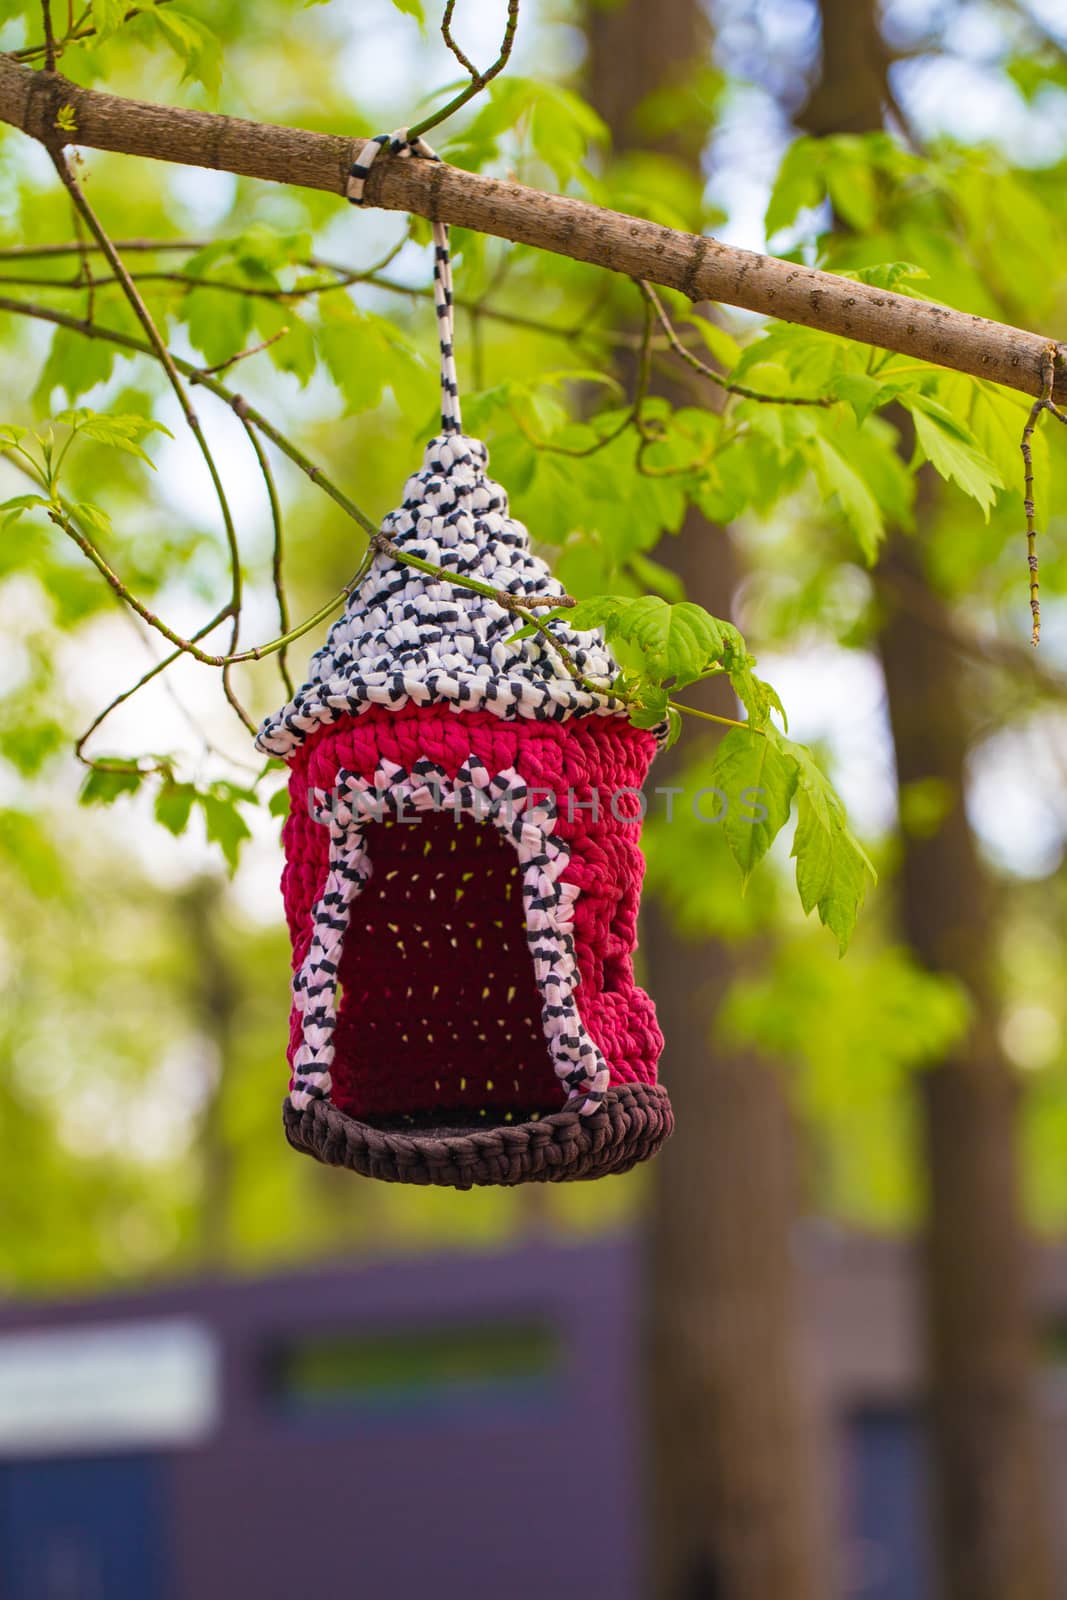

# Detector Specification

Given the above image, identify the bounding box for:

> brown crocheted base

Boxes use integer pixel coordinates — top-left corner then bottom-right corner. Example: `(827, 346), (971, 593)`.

(282, 1082), (673, 1189)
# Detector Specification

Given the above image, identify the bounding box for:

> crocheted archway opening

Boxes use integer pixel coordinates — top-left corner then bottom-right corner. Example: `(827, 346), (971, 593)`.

(281, 757), (674, 1186)
(331, 809), (563, 1121)
(278, 706), (672, 1185)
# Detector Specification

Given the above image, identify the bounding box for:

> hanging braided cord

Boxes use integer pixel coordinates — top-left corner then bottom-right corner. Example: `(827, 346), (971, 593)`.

(348, 132), (462, 436)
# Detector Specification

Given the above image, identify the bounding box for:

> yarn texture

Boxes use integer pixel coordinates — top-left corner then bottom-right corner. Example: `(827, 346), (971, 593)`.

(257, 131), (671, 1186)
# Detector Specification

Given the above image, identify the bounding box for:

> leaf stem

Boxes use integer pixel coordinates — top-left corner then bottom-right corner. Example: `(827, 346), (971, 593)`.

(668, 701), (752, 732)
(406, 0), (521, 141)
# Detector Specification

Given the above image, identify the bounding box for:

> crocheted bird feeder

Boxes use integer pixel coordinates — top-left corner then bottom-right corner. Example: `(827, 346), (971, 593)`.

(256, 134), (672, 1188)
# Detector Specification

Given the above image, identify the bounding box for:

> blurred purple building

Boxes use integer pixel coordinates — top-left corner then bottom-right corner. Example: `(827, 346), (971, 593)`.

(1, 1233), (1066, 1599)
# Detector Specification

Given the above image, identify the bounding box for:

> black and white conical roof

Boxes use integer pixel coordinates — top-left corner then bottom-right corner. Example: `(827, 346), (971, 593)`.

(256, 432), (626, 760)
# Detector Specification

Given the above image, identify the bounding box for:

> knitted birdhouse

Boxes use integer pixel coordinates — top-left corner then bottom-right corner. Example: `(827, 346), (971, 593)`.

(255, 134), (672, 1188)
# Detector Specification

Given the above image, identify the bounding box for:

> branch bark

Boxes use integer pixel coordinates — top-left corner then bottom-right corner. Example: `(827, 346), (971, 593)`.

(0, 53), (1064, 403)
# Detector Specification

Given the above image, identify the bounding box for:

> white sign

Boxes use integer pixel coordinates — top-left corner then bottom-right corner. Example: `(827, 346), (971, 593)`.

(0, 1317), (220, 1456)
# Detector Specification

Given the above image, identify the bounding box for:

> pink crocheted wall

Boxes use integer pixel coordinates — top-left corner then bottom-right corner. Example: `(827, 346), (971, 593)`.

(281, 703), (662, 1121)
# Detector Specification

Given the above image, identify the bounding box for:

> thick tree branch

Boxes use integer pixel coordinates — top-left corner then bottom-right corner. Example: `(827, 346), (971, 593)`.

(0, 55), (1064, 402)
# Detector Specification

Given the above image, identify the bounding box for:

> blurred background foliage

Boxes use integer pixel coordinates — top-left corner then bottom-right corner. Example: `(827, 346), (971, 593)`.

(0, 0), (1065, 1291)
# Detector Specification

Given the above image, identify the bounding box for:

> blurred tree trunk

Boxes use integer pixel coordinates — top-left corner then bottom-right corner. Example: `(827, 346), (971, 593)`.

(638, 549), (827, 1600)
(588, 8), (828, 1597)
(801, 3), (1055, 1595)
(181, 878), (235, 1267)
(878, 539), (1053, 1600)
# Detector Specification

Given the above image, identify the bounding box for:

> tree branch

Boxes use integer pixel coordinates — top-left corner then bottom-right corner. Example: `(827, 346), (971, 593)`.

(0, 54), (1064, 403)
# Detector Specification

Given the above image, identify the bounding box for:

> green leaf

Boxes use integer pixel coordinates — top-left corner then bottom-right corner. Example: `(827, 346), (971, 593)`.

(629, 684), (670, 730)
(765, 137), (824, 237)
(58, 409), (171, 446)
(832, 372), (887, 426)
(58, 410), (170, 470)
(155, 780), (196, 836)
(0, 810), (64, 898)
(687, 318), (742, 371)
(318, 298), (391, 415)
(777, 733), (876, 953)
(845, 261), (929, 293)
(184, 287), (252, 370)
(709, 728), (798, 883)
(793, 787), (872, 952)
(582, 595), (729, 688)
(808, 434), (885, 562)
(197, 791), (251, 874)
(0, 494), (50, 528)
(619, 596), (726, 686)
(529, 84), (609, 186)
(79, 765), (146, 806)
(268, 786), (291, 818)
(35, 329), (116, 406)
(904, 397), (1003, 518)
(90, 0), (127, 40)
(0, 720), (66, 778)
(389, 0), (424, 18)
(626, 550), (686, 604)
(149, 8), (222, 94)
(728, 665), (787, 732)
(252, 300), (316, 387)
(73, 501), (114, 537)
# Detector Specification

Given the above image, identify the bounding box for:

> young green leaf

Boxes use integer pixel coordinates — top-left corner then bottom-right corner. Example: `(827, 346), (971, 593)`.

(617, 596), (725, 686)
(197, 791), (252, 874)
(709, 727), (798, 883)
(79, 765), (146, 806)
(903, 396), (1003, 517)
(268, 786), (291, 819)
(0, 494), (50, 529)
(149, 9), (223, 94)
(90, 0), (127, 40)
(184, 288), (253, 371)
(73, 502), (114, 538)
(35, 329), (116, 406)
(155, 780), (197, 837)
(808, 434), (885, 562)
(765, 136), (825, 237)
(728, 665), (787, 732)
(778, 733), (876, 953)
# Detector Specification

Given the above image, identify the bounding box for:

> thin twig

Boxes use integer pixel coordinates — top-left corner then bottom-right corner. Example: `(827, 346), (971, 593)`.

(513, 291), (654, 458)
(0, 261), (631, 358)
(0, 444), (363, 676)
(637, 280), (834, 407)
(439, 0), (480, 79)
(407, 0), (521, 141)
(119, 603), (261, 774)
(225, 389), (376, 535)
(372, 532), (576, 612)
(199, 327), (288, 377)
(40, 0), (57, 72)
(74, 611), (227, 770)
(0, 238), (212, 259)
(15, 0), (169, 64)
(0, 294), (378, 534)
(1019, 342), (1067, 647)
(48, 148), (246, 659)
(238, 413), (295, 697)
(75, 544), (381, 767)
(69, 199), (95, 324)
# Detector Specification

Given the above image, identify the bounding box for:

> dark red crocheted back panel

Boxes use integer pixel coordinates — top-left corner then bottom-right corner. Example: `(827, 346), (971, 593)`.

(282, 703), (662, 1121)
